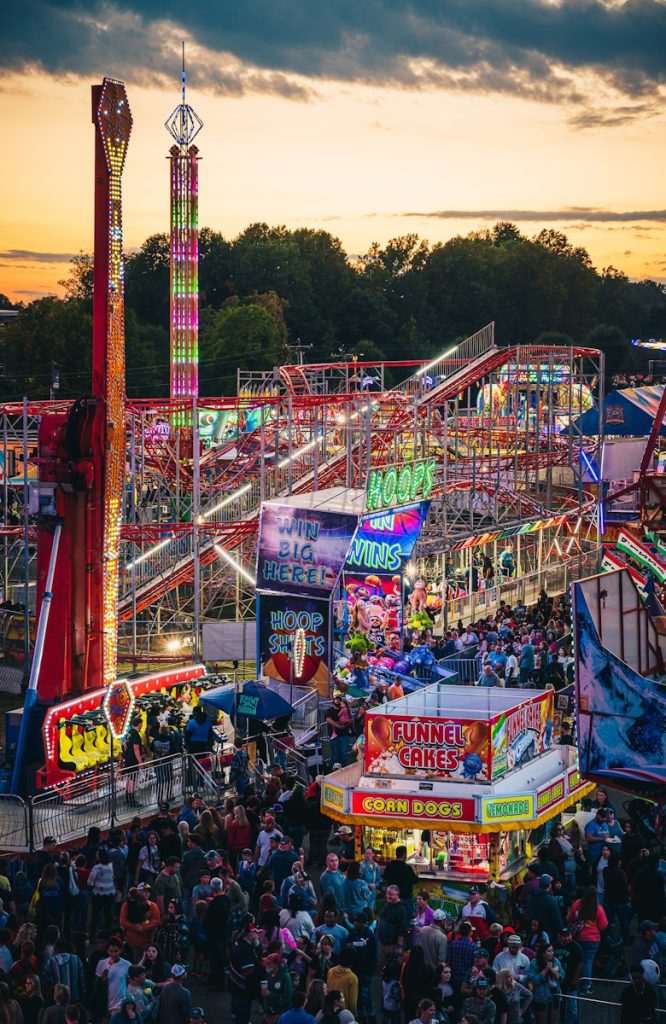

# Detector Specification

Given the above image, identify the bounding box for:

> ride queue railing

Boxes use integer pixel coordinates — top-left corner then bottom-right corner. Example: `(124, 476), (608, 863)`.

(0, 751), (223, 853)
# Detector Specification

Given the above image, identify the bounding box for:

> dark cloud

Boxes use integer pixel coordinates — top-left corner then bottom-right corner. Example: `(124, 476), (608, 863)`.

(387, 208), (666, 223)
(0, 249), (77, 263)
(2, 0), (666, 112)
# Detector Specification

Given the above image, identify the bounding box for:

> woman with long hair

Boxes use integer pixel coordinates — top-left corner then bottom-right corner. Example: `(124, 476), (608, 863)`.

(192, 810), (221, 852)
(135, 831), (161, 886)
(227, 806), (252, 868)
(568, 886), (607, 995)
(137, 943), (170, 984)
(495, 968), (533, 1024)
(526, 944), (561, 1024)
(400, 946), (435, 1024)
(304, 979), (326, 1018)
(156, 898), (189, 966)
(13, 975), (43, 1024)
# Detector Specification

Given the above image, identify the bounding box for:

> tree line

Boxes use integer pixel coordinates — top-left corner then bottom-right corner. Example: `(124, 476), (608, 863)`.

(1, 221), (665, 400)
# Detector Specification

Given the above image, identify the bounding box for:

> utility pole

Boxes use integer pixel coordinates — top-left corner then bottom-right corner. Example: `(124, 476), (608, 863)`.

(50, 362), (60, 402)
(289, 338), (313, 365)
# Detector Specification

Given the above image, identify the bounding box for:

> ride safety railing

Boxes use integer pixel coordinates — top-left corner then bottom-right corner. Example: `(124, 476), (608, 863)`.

(0, 752), (225, 853)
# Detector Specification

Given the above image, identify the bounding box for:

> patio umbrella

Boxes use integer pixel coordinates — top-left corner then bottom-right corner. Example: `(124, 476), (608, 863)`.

(199, 679), (294, 720)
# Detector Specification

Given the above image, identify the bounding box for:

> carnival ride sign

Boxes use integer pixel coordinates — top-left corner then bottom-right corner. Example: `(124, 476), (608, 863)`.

(351, 791), (476, 823)
(346, 502), (429, 573)
(260, 593), (330, 689)
(365, 712), (491, 781)
(366, 459), (436, 513)
(490, 691), (553, 779)
(102, 679), (134, 739)
(256, 503), (357, 597)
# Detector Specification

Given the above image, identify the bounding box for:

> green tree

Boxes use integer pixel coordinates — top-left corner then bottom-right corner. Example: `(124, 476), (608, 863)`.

(200, 300), (285, 394)
(1, 297), (92, 399)
(58, 252), (94, 302)
(585, 323), (631, 377)
(125, 234), (170, 330)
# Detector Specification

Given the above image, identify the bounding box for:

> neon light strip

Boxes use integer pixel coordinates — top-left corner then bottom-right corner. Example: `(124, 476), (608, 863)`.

(214, 543), (256, 585)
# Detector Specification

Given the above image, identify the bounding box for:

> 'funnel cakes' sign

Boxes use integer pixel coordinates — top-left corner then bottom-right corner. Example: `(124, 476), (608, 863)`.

(365, 712), (491, 781)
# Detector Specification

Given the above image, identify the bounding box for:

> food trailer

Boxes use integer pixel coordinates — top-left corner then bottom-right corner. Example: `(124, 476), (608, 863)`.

(321, 683), (592, 896)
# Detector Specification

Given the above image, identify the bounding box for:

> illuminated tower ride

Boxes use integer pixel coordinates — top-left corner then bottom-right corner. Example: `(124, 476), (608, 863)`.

(166, 49), (203, 426)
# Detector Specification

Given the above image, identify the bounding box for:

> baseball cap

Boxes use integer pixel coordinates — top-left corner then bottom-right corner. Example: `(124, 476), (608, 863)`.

(539, 874), (553, 888)
(490, 923), (503, 935)
(171, 964), (187, 978)
(475, 978), (489, 989)
(279, 836), (293, 847)
(433, 909), (447, 921)
(204, 850), (219, 861)
(136, 882), (151, 892)
(468, 885), (480, 894)
(336, 826), (353, 837)
(190, 1010), (205, 1021)
(507, 935), (522, 947)
(241, 848), (253, 855)
(640, 920), (659, 931)
(269, 833), (281, 842)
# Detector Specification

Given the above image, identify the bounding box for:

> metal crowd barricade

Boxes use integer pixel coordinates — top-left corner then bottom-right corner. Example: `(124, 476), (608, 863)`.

(24, 751), (222, 852)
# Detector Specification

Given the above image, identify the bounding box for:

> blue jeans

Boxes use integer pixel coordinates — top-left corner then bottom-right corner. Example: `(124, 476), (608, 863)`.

(578, 940), (600, 992)
(331, 734), (350, 765)
(357, 976), (375, 1024)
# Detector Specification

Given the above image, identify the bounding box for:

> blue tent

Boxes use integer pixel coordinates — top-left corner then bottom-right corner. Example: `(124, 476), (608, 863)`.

(575, 385), (666, 437)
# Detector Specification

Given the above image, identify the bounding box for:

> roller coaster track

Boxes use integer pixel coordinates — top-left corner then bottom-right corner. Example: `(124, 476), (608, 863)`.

(118, 333), (598, 617)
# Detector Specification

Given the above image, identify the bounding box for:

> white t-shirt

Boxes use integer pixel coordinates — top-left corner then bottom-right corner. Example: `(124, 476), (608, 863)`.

(96, 956), (131, 1011)
(256, 827), (283, 867)
(462, 900), (488, 919)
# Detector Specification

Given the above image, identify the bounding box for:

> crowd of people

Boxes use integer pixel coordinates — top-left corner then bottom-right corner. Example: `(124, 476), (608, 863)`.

(0, 767), (663, 1024)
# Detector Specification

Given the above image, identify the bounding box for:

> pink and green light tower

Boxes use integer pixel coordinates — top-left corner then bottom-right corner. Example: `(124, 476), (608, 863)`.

(166, 54), (203, 426)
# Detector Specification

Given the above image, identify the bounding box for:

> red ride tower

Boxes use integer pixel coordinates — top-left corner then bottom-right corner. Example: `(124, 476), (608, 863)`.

(34, 79), (132, 701)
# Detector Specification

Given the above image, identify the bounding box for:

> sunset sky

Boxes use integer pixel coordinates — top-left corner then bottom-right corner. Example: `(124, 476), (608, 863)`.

(2, 0), (665, 303)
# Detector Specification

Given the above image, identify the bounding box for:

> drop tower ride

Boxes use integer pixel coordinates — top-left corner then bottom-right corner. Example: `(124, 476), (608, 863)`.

(166, 49), (203, 426)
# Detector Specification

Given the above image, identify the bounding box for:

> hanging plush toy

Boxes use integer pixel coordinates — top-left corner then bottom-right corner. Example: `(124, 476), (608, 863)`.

(410, 577), (427, 613)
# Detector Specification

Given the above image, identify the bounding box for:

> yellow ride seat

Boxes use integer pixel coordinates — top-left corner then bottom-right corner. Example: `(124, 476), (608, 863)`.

(95, 723), (111, 760)
(82, 727), (102, 766)
(57, 723), (77, 772)
(70, 727), (95, 771)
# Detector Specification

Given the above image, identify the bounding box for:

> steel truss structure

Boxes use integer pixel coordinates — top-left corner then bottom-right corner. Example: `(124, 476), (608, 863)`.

(0, 324), (604, 669)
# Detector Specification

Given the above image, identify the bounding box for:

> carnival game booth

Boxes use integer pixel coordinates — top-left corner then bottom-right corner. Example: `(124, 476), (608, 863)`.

(29, 664), (221, 790)
(321, 682), (592, 895)
(256, 472), (435, 698)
